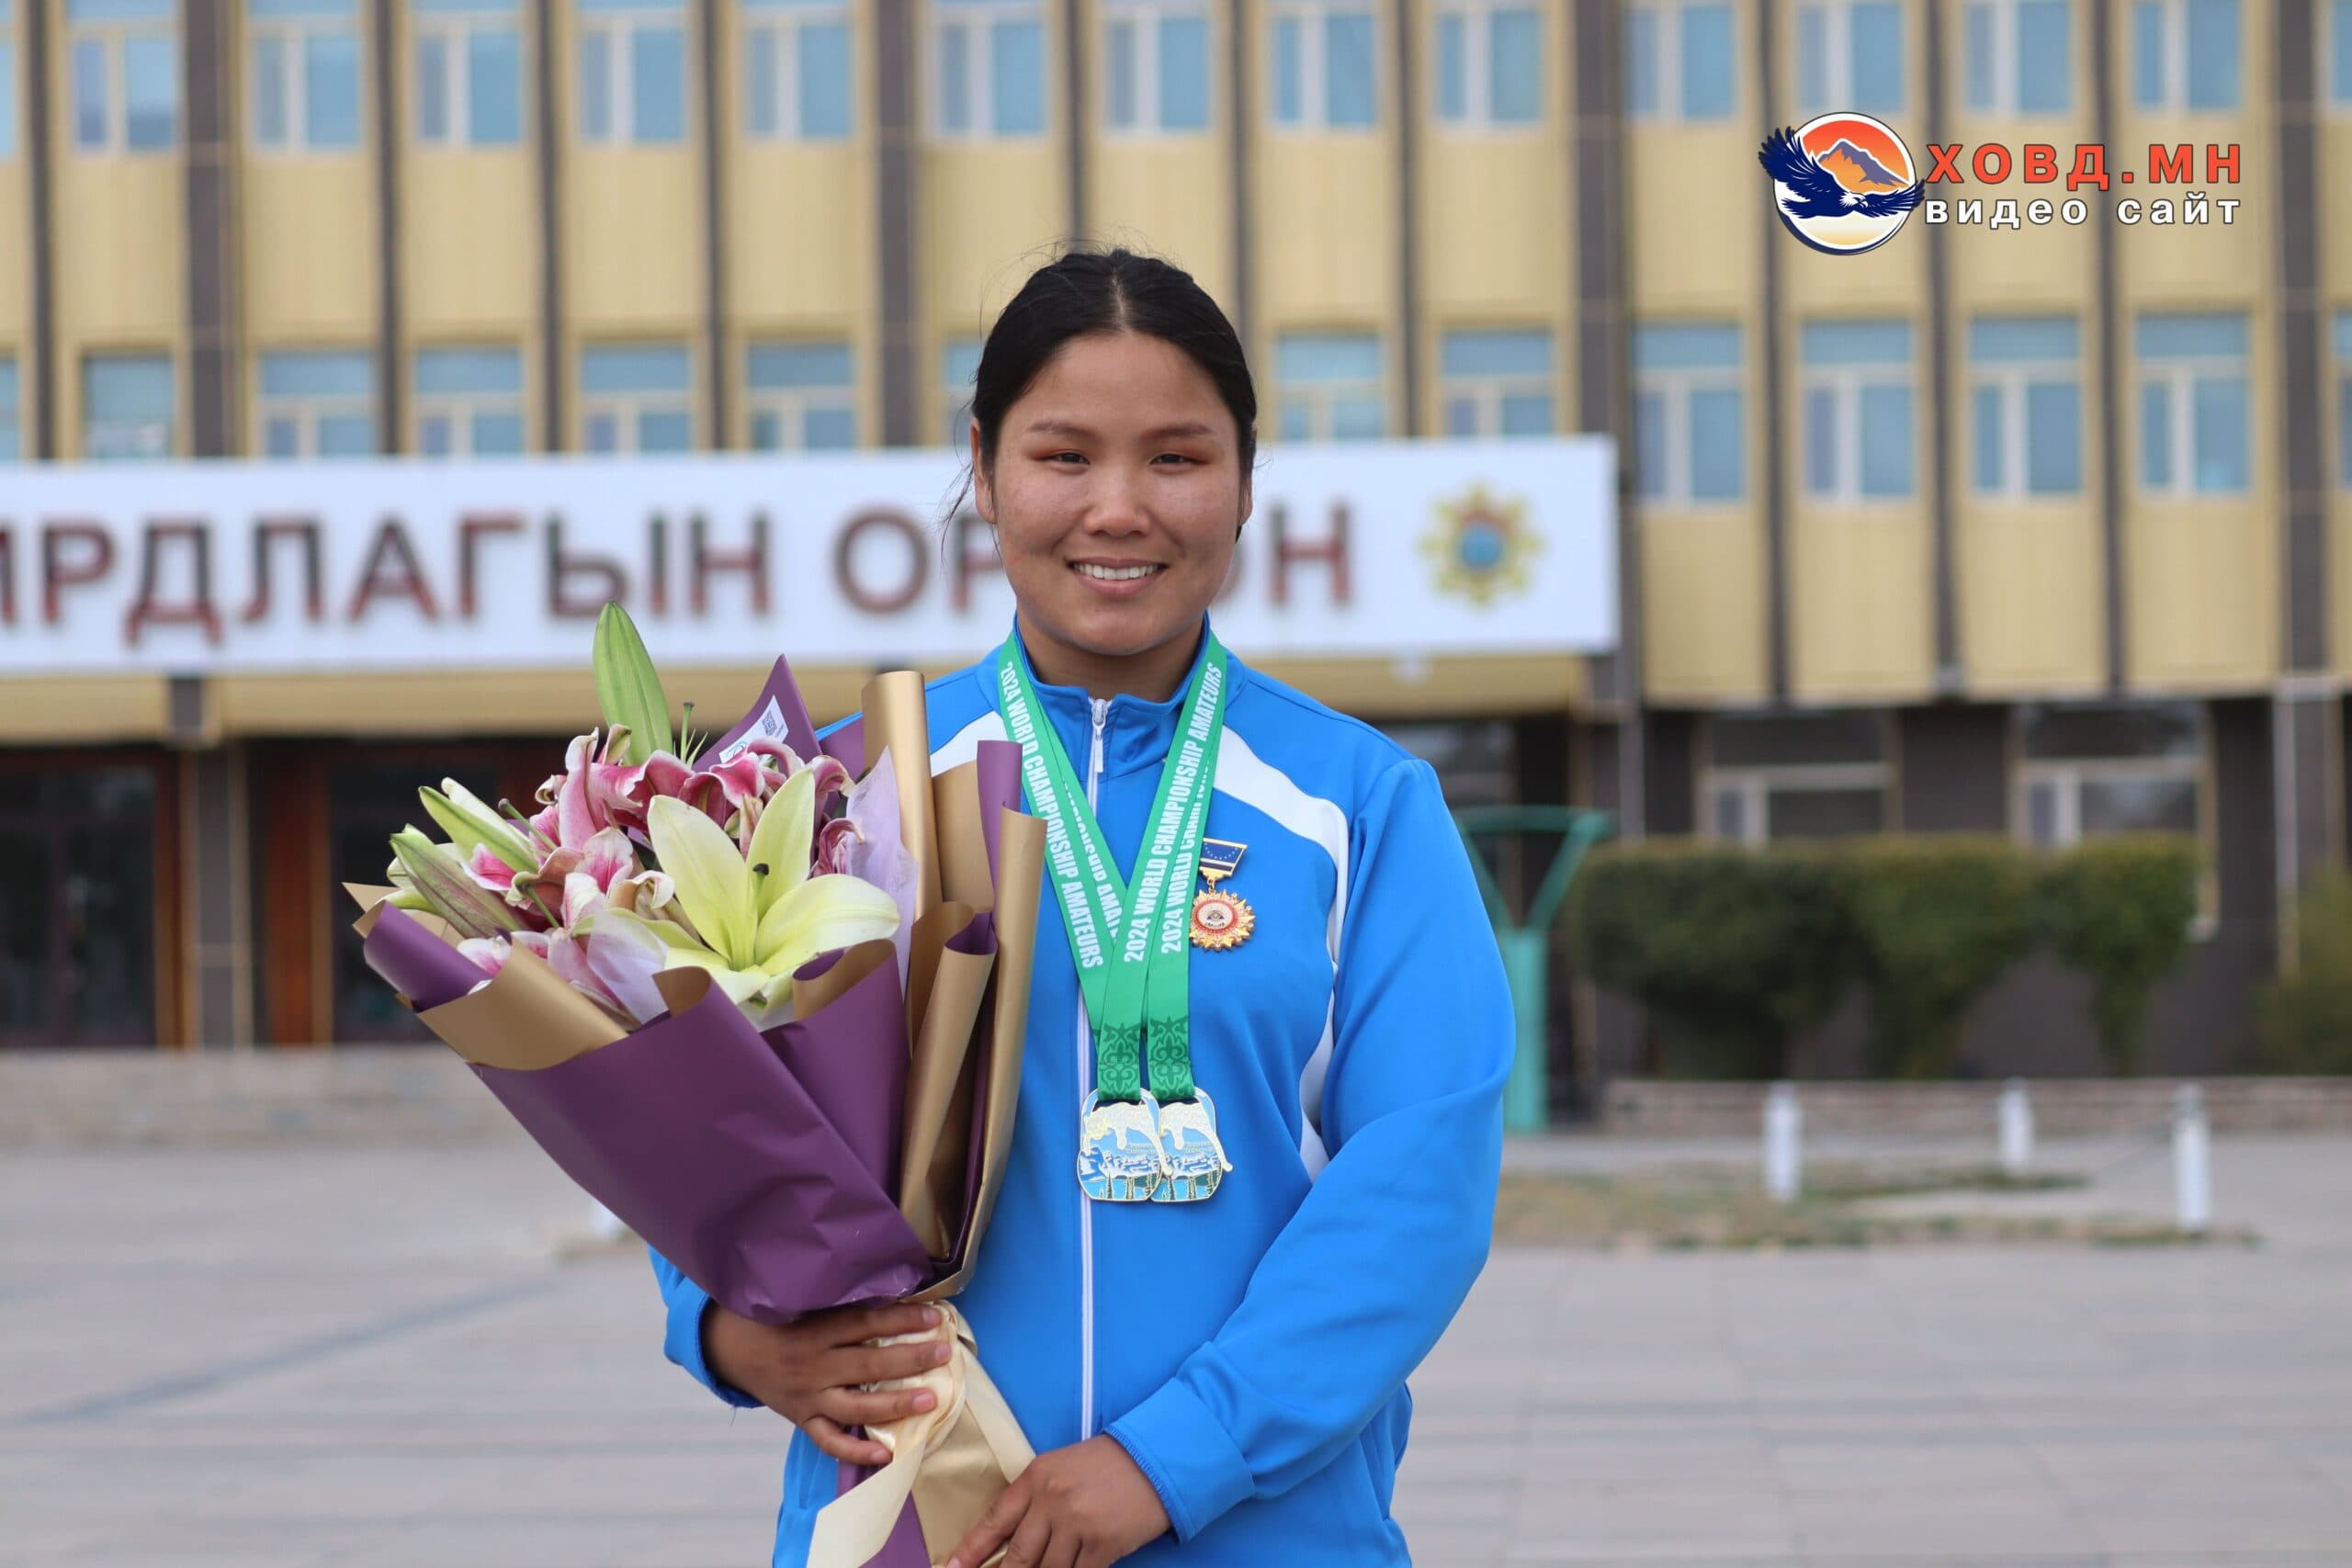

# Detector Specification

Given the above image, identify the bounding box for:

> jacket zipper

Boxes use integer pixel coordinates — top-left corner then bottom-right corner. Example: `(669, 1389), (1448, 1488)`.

(1079, 696), (1108, 1438)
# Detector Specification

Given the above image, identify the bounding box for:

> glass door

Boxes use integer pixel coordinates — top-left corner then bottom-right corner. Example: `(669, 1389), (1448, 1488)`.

(0, 766), (159, 1046)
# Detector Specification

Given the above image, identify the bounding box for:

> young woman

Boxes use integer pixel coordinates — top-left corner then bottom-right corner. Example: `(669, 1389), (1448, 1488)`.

(651, 250), (1513, 1567)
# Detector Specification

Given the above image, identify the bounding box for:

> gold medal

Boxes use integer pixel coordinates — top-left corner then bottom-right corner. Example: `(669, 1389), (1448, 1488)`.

(1191, 888), (1253, 949)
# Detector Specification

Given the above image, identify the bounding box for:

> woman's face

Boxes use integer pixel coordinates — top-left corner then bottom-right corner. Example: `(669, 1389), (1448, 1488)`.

(974, 331), (1250, 672)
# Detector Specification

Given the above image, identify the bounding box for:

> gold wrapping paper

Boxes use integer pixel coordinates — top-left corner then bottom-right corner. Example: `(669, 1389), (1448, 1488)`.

(806, 1303), (1034, 1568)
(862, 671), (940, 923)
(930, 761), (998, 911)
(897, 931), (995, 1258)
(915, 807), (1044, 1303)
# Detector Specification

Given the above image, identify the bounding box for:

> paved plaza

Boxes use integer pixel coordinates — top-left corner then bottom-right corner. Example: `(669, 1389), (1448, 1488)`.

(5, 1131), (2352, 1566)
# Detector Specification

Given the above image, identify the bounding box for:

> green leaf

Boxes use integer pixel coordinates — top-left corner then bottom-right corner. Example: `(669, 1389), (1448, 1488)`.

(389, 829), (524, 942)
(419, 782), (535, 873)
(593, 601), (672, 765)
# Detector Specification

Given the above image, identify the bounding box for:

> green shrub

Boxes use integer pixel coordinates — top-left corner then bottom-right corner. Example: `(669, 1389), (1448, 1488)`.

(2254, 867), (2352, 1075)
(1842, 837), (2040, 1079)
(2037, 834), (2200, 1076)
(1567, 843), (1858, 1079)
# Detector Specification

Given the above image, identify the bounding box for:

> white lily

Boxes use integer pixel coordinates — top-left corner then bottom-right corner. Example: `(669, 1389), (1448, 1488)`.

(603, 774), (901, 1023)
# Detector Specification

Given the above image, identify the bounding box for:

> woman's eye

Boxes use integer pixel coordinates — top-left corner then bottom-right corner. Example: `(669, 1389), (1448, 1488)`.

(1152, 453), (1199, 467)
(1046, 451), (1086, 465)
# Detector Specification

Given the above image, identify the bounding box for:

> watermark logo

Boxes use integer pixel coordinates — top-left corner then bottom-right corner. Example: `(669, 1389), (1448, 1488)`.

(1758, 113), (1923, 255)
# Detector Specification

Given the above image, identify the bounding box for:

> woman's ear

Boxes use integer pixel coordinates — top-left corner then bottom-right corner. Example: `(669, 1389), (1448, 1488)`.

(1236, 470), (1253, 537)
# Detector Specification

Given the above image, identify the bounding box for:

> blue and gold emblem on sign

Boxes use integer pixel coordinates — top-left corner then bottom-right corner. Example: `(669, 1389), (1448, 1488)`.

(1422, 485), (1540, 605)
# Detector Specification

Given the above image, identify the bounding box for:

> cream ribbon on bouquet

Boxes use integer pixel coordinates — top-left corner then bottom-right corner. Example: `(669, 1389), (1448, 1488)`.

(807, 1303), (1035, 1568)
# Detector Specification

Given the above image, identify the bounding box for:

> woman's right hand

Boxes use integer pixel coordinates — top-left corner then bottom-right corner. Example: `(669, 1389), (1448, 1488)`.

(702, 1301), (956, 1466)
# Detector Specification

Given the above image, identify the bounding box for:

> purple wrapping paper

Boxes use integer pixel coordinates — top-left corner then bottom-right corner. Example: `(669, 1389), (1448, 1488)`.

(469, 973), (932, 1321)
(973, 739), (1020, 886)
(769, 947), (908, 1199)
(711, 656), (826, 767)
(363, 908), (482, 1010)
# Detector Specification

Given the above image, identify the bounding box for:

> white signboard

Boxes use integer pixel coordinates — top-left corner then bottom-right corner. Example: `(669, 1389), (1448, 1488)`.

(0, 440), (1615, 674)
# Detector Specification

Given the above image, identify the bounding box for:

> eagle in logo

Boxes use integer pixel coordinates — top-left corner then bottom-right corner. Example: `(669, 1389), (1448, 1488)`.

(1758, 125), (1924, 220)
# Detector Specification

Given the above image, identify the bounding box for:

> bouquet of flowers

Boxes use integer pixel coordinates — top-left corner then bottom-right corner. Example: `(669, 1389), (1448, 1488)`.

(349, 604), (1046, 1568)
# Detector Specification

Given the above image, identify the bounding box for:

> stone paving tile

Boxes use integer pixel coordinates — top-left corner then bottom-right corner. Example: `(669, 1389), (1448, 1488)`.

(10, 1134), (2352, 1566)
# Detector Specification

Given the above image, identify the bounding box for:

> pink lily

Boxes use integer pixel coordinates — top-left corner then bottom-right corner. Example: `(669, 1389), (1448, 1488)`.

(456, 930), (553, 982)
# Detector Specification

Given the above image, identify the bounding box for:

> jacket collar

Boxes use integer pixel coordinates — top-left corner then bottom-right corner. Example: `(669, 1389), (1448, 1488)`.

(1004, 617), (1228, 783)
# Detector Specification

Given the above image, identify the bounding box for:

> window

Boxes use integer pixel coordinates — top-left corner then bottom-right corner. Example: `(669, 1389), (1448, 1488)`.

(1268, 1), (1377, 130)
(2132, 0), (2237, 110)
(2334, 0), (2352, 108)
(1, 0), (17, 160)
(934, 0), (1045, 138)
(1435, 2), (1541, 128)
(1634, 323), (1744, 504)
(1963, 0), (2069, 114)
(1273, 333), (1385, 441)
(2018, 703), (2201, 848)
(70, 0), (177, 152)
(942, 338), (980, 448)
(1702, 712), (1890, 846)
(1793, 2), (1904, 116)
(580, 344), (692, 453)
(1103, 0), (1209, 133)
(2337, 310), (2351, 490)
(0, 355), (18, 460)
(414, 0), (522, 147)
(82, 354), (174, 460)
(1802, 321), (1914, 502)
(748, 341), (855, 450)
(257, 350), (376, 457)
(744, 0), (850, 141)
(1625, 1), (1735, 121)
(414, 347), (525, 456)
(1971, 317), (2081, 498)
(579, 0), (686, 144)
(1441, 329), (1553, 437)
(250, 0), (363, 151)
(2136, 312), (2248, 495)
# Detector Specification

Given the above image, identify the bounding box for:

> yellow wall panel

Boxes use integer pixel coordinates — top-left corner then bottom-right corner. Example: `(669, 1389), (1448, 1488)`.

(730, 146), (874, 326)
(1420, 135), (1566, 318)
(2326, 124), (2352, 302)
(1626, 129), (1757, 314)
(404, 153), (537, 333)
(565, 149), (703, 329)
(1091, 141), (1232, 307)
(2125, 502), (2277, 688)
(1954, 503), (2107, 694)
(921, 145), (1066, 336)
(242, 162), (378, 338)
(0, 166), (26, 330)
(1641, 511), (1770, 703)
(0, 675), (168, 741)
(1785, 509), (1935, 699)
(1254, 137), (1395, 324)
(51, 160), (181, 340)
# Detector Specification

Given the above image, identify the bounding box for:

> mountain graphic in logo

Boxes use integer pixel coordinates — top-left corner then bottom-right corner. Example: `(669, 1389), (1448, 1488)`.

(1816, 139), (1906, 191)
(1759, 112), (1922, 255)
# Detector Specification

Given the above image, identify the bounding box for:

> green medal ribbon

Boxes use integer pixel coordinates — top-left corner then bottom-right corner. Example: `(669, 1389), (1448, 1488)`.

(994, 629), (1228, 1105)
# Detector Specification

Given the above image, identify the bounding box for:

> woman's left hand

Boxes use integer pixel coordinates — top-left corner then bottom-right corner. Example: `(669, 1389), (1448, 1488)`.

(939, 1434), (1170, 1568)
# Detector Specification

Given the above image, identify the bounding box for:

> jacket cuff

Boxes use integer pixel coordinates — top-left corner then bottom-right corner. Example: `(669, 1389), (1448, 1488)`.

(665, 1282), (763, 1409)
(1105, 1375), (1254, 1542)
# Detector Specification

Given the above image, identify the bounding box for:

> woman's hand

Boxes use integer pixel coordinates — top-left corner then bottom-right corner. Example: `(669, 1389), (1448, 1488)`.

(940, 1434), (1170, 1568)
(702, 1301), (956, 1466)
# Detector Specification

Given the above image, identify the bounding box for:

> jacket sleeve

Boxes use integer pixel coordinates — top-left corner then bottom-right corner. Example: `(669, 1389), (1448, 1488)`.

(1103, 756), (1513, 1541)
(650, 1246), (764, 1409)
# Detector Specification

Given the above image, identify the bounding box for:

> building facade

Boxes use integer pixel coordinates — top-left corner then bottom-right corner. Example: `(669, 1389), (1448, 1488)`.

(4, 0), (2352, 1087)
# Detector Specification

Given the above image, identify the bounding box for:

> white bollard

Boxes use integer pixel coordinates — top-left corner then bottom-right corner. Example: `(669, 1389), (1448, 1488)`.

(1763, 1082), (1803, 1202)
(1998, 1078), (2035, 1177)
(2172, 1084), (2211, 1235)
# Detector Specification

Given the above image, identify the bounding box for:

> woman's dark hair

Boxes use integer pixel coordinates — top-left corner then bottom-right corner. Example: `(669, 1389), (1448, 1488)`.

(968, 249), (1257, 475)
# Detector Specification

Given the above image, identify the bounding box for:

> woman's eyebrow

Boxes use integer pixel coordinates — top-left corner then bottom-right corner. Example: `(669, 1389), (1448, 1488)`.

(1023, 418), (1217, 441)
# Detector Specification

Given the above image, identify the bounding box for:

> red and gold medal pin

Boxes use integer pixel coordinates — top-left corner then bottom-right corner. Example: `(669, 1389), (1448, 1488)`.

(1190, 839), (1254, 951)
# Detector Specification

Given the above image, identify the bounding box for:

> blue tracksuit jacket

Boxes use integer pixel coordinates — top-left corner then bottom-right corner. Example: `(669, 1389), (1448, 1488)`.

(651, 624), (1513, 1564)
